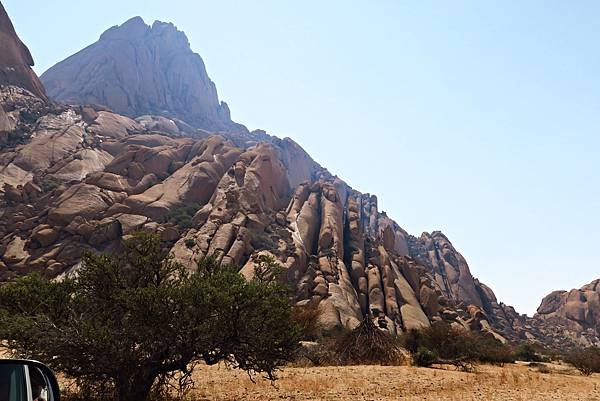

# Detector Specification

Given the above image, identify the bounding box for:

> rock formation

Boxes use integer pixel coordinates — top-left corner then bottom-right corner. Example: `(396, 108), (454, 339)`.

(0, 80), (511, 339)
(41, 17), (243, 133)
(533, 280), (600, 347)
(0, 3), (47, 101)
(0, 5), (596, 350)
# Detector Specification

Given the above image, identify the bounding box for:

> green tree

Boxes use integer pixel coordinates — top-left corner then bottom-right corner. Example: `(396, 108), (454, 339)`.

(0, 232), (300, 401)
(514, 343), (542, 362)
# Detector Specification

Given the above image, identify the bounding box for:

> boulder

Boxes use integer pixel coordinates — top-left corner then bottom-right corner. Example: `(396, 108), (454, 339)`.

(3, 236), (28, 264)
(31, 227), (59, 247)
(48, 184), (125, 226)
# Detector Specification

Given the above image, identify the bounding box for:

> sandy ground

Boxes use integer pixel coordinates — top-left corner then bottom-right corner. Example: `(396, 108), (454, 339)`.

(3, 347), (599, 400)
(189, 362), (600, 401)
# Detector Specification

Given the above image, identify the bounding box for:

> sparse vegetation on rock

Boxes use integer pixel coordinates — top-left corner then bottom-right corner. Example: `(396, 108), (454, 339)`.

(167, 203), (201, 229)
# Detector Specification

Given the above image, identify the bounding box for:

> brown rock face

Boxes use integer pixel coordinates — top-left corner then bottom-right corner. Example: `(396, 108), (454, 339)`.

(533, 280), (600, 347)
(0, 2), (47, 101)
(41, 17), (243, 133)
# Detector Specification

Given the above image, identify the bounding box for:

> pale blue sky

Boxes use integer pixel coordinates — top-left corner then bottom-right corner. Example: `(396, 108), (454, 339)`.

(5, 0), (599, 315)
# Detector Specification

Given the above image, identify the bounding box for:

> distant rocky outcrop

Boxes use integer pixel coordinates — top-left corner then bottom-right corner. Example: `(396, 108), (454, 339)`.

(41, 17), (243, 133)
(0, 2), (47, 101)
(532, 280), (600, 347)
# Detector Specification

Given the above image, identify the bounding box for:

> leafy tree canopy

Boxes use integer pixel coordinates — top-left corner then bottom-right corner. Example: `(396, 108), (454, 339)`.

(0, 232), (300, 401)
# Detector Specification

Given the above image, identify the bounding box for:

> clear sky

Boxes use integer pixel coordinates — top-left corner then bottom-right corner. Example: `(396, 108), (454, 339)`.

(5, 0), (599, 315)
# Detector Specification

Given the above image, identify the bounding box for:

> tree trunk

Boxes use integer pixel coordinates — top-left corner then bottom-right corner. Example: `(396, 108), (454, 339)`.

(118, 373), (155, 401)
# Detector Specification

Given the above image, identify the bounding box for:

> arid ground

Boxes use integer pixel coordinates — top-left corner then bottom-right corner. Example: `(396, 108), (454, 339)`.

(190, 362), (600, 401)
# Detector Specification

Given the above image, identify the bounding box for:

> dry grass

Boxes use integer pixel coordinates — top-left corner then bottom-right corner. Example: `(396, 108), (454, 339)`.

(4, 347), (600, 400)
(188, 362), (600, 401)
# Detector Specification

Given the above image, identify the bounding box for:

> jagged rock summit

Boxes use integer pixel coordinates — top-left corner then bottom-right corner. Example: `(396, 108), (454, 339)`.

(41, 17), (243, 133)
(0, 2), (47, 101)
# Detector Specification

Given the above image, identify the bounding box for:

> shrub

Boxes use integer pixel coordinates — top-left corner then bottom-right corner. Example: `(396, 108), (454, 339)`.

(167, 203), (201, 229)
(413, 346), (438, 367)
(400, 321), (513, 367)
(292, 301), (322, 341)
(184, 238), (195, 248)
(421, 321), (472, 360)
(564, 347), (600, 376)
(39, 176), (61, 193)
(0, 232), (300, 401)
(332, 317), (405, 365)
(470, 335), (515, 365)
(514, 343), (543, 362)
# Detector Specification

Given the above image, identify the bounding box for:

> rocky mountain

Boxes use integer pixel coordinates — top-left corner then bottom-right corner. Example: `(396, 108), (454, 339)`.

(1, 5), (598, 350)
(0, 83), (508, 339)
(0, 3), (47, 102)
(40, 17), (243, 133)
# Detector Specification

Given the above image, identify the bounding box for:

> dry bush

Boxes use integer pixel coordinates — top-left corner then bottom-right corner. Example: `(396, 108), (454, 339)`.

(401, 322), (514, 368)
(333, 317), (406, 365)
(472, 335), (515, 366)
(564, 347), (600, 376)
(535, 364), (551, 374)
(292, 301), (322, 341)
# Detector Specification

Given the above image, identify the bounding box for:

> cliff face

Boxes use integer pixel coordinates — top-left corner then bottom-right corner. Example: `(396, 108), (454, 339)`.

(0, 2), (47, 101)
(41, 17), (243, 133)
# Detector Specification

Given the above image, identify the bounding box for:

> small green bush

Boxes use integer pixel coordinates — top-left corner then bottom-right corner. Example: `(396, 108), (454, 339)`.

(402, 328), (425, 354)
(414, 346), (438, 367)
(514, 343), (543, 362)
(39, 176), (61, 193)
(167, 203), (201, 229)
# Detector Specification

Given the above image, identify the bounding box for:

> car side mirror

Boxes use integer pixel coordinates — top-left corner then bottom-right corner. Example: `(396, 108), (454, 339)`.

(0, 359), (60, 401)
